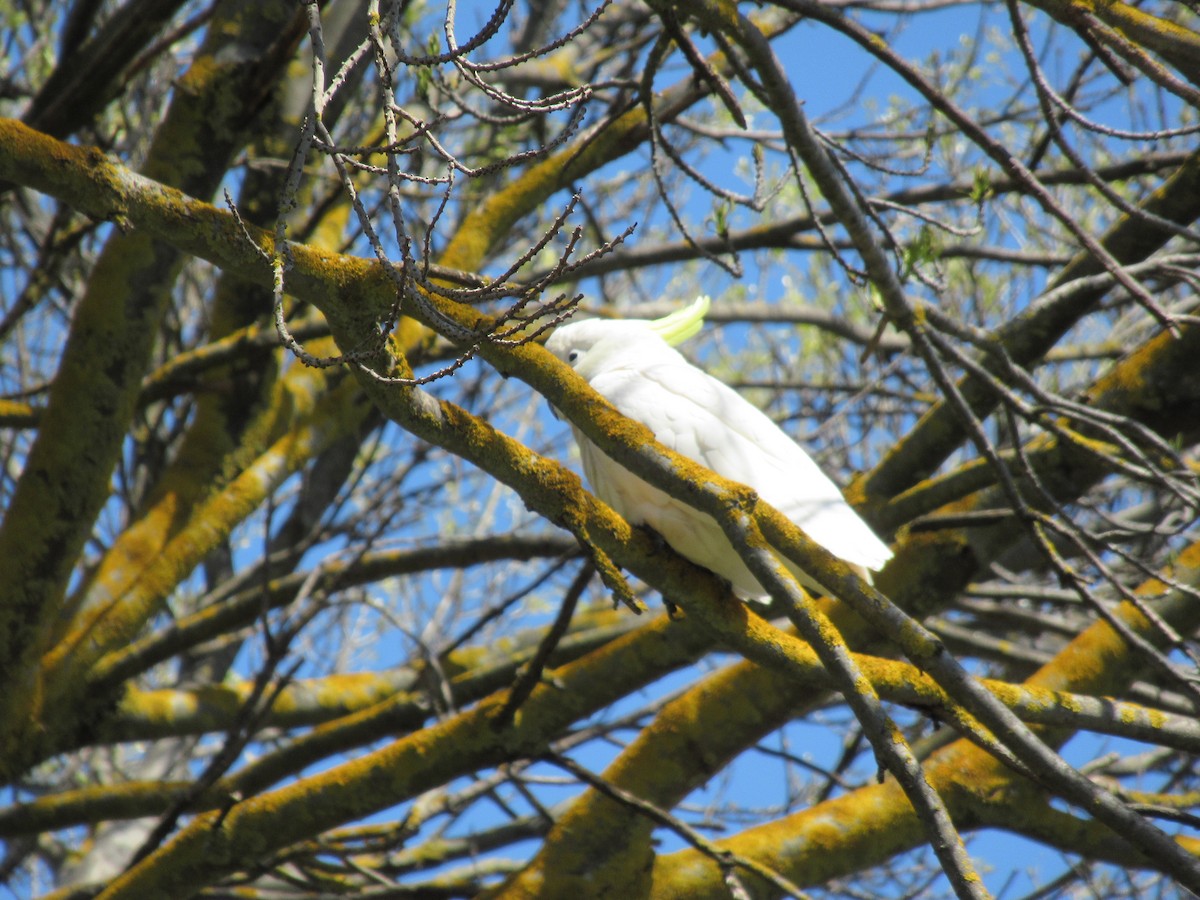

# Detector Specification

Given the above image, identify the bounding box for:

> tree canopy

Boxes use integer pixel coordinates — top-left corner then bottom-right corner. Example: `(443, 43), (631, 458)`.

(3, 0), (1200, 897)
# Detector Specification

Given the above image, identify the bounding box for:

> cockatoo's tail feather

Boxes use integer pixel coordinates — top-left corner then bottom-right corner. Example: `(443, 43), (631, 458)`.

(648, 295), (710, 346)
(545, 298), (891, 600)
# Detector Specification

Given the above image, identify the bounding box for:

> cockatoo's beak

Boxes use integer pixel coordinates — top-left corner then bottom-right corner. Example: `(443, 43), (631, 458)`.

(648, 295), (711, 346)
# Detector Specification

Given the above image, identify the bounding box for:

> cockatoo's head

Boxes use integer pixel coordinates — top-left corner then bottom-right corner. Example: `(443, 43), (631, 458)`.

(545, 296), (711, 379)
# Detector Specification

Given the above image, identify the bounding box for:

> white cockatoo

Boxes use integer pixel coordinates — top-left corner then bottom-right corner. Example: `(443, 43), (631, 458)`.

(545, 296), (891, 599)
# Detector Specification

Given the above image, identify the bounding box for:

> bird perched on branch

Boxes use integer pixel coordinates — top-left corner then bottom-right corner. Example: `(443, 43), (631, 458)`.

(545, 296), (891, 599)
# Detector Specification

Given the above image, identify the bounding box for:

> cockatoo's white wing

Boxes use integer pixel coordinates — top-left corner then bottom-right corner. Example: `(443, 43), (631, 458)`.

(592, 360), (892, 574)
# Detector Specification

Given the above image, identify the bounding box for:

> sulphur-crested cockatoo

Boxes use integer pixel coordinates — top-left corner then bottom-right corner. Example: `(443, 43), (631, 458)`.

(545, 296), (891, 599)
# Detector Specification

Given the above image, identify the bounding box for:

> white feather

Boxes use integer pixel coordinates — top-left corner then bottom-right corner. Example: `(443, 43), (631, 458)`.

(546, 315), (891, 599)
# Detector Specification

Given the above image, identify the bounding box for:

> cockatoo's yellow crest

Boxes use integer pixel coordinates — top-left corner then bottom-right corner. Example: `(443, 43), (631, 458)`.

(648, 295), (711, 347)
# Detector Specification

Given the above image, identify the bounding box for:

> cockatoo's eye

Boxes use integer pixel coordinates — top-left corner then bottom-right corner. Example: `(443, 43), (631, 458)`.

(567, 350), (580, 363)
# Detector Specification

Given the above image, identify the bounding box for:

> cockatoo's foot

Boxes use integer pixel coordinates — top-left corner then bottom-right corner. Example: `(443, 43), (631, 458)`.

(635, 526), (686, 617)
(636, 522), (670, 553)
